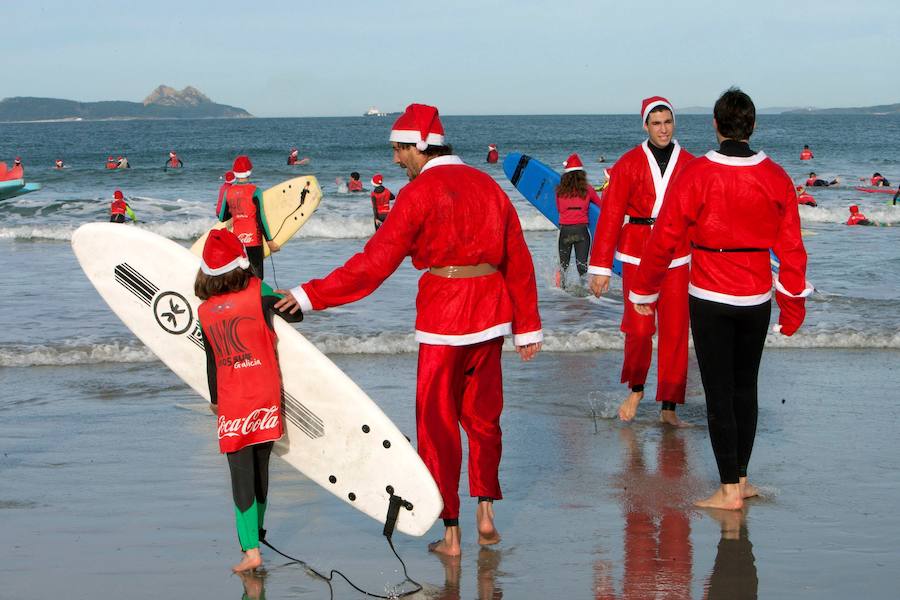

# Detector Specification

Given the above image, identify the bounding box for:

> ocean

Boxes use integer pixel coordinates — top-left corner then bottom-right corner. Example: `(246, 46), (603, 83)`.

(1, 114), (898, 598)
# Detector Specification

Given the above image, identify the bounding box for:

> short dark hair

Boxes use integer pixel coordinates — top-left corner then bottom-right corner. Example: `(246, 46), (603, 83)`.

(713, 87), (756, 140)
(350, 171), (360, 180)
(194, 267), (251, 300)
(393, 142), (454, 157)
(644, 105), (672, 124)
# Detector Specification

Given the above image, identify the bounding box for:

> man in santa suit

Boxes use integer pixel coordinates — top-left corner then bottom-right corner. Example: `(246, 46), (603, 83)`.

(588, 96), (694, 427)
(275, 103), (543, 556)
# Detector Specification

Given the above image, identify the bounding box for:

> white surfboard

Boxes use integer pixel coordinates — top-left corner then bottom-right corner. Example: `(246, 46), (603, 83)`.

(72, 223), (442, 536)
(191, 176), (323, 258)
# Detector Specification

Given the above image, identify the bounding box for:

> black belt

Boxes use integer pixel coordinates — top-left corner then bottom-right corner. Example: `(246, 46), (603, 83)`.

(691, 242), (768, 253)
(628, 216), (655, 225)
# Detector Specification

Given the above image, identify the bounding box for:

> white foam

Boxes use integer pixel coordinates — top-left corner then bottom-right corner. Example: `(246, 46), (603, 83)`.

(800, 205), (900, 224)
(0, 341), (156, 367)
(0, 225), (77, 241)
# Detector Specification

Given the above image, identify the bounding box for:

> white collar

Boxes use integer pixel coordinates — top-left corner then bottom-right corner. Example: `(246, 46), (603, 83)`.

(704, 150), (768, 167)
(420, 154), (465, 174)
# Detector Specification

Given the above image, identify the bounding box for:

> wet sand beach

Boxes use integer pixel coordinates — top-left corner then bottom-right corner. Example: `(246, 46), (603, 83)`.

(2, 347), (897, 599)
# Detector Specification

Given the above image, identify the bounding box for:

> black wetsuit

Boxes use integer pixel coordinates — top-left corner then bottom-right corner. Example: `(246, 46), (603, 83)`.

(202, 287), (302, 550)
(689, 139), (770, 485)
(558, 224), (590, 279)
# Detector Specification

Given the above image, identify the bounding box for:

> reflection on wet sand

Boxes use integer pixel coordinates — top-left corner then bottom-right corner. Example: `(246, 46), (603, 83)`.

(237, 570), (266, 600)
(595, 428), (694, 599)
(432, 547), (503, 599)
(703, 509), (757, 600)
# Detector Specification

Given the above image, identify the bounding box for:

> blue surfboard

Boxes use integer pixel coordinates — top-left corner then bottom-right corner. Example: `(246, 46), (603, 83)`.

(504, 152), (622, 277)
(0, 179), (41, 201)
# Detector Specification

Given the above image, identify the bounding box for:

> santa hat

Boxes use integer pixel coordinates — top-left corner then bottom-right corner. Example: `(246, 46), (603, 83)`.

(108, 156), (113, 161)
(200, 229), (250, 276)
(14, 157), (21, 164)
(563, 153), (584, 173)
(371, 173), (384, 186)
(224, 171), (235, 183)
(389, 103), (445, 151)
(113, 189), (124, 200)
(488, 144), (497, 150)
(290, 147), (298, 155)
(641, 96), (674, 123)
(232, 155), (252, 179)
(169, 151), (176, 158)
(849, 204), (859, 213)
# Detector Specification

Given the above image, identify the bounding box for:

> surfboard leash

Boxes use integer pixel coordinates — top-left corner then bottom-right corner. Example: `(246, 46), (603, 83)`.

(260, 494), (423, 598)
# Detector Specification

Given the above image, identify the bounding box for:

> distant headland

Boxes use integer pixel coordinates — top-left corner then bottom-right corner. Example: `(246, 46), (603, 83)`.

(679, 102), (900, 116)
(0, 85), (252, 122)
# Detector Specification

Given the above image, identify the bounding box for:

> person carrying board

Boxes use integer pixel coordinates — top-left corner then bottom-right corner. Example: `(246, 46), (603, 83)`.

(275, 103), (543, 557)
(195, 229), (303, 572)
(588, 96), (695, 427)
(555, 153), (601, 288)
(629, 88), (811, 510)
(217, 156), (280, 280)
(109, 189), (137, 223)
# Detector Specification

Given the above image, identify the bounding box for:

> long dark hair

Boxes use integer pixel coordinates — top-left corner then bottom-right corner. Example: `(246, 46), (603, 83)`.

(556, 170), (588, 198)
(194, 267), (251, 300)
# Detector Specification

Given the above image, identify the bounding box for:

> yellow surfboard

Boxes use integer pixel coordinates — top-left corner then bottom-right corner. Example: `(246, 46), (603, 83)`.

(191, 176), (322, 257)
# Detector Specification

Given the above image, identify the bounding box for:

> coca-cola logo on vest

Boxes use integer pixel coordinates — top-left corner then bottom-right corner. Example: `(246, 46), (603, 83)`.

(218, 406), (280, 439)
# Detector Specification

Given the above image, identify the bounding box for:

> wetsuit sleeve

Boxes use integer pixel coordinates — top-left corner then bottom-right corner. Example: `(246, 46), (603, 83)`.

(500, 199), (543, 345)
(254, 191), (273, 242)
(202, 329), (218, 405)
(772, 176), (812, 336)
(260, 283), (303, 327)
(371, 192), (379, 219)
(629, 170), (696, 303)
(589, 160), (630, 276)
(217, 189), (231, 221)
(292, 189), (421, 311)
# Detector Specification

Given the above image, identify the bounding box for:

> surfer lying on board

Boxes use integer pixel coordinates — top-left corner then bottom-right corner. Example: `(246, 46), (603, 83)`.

(588, 96), (694, 427)
(109, 189), (137, 223)
(805, 171), (838, 187)
(217, 155), (280, 280)
(795, 186), (816, 207)
(870, 172), (891, 187)
(555, 153), (601, 288)
(275, 103), (543, 557)
(846, 204), (874, 226)
(195, 229), (303, 573)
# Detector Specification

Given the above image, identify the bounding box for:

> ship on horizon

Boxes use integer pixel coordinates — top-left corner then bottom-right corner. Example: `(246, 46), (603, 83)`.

(363, 106), (398, 117)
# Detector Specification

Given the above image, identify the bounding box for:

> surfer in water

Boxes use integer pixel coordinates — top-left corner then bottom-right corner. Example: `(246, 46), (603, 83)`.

(486, 144), (499, 164)
(275, 103), (543, 557)
(869, 172), (891, 187)
(588, 96), (695, 427)
(800, 145), (813, 160)
(846, 204), (873, 226)
(629, 88), (811, 510)
(287, 147), (300, 165)
(369, 173), (394, 231)
(217, 156), (280, 280)
(555, 153), (601, 288)
(109, 189), (136, 223)
(54, 159), (65, 170)
(164, 151), (183, 170)
(347, 171), (364, 192)
(795, 186), (816, 207)
(805, 172), (838, 187)
(195, 229), (303, 573)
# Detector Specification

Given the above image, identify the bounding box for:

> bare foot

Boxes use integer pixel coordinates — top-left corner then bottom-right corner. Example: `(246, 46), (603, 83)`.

(476, 501), (501, 546)
(659, 409), (689, 427)
(232, 548), (262, 573)
(428, 525), (461, 556)
(694, 484), (744, 511)
(618, 390), (643, 422)
(739, 477), (760, 499)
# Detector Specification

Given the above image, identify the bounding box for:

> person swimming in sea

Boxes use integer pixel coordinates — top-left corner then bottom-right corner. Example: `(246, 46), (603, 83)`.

(805, 171), (838, 187)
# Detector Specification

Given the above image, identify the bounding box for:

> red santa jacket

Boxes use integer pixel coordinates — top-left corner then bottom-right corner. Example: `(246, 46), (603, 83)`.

(587, 141), (694, 277)
(629, 150), (812, 335)
(799, 149), (813, 160)
(291, 155), (542, 346)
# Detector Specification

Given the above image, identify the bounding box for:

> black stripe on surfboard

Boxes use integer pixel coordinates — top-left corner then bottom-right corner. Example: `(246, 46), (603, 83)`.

(114, 263), (158, 306)
(510, 154), (531, 187)
(283, 390), (324, 439)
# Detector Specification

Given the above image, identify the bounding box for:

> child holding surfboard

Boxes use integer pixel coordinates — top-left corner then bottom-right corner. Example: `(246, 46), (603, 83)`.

(194, 229), (302, 572)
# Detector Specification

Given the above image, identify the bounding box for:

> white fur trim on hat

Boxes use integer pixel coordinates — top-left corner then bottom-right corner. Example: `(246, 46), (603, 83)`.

(642, 100), (674, 123)
(200, 254), (250, 276)
(233, 169), (252, 178)
(389, 130), (446, 149)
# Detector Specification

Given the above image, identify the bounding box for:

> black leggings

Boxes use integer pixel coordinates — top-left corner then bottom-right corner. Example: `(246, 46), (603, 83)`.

(227, 441), (273, 550)
(558, 224), (590, 276)
(110, 214), (125, 223)
(246, 245), (264, 280)
(689, 297), (770, 484)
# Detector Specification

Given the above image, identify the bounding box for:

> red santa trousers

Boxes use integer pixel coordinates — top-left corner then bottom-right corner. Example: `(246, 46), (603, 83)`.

(416, 337), (504, 520)
(619, 262), (689, 404)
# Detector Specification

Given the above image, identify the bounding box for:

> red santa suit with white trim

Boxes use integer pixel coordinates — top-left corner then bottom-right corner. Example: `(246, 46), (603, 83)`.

(288, 104), (542, 521)
(588, 96), (694, 406)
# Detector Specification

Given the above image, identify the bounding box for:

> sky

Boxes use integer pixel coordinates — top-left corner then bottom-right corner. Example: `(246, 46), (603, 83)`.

(2, 0), (899, 117)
